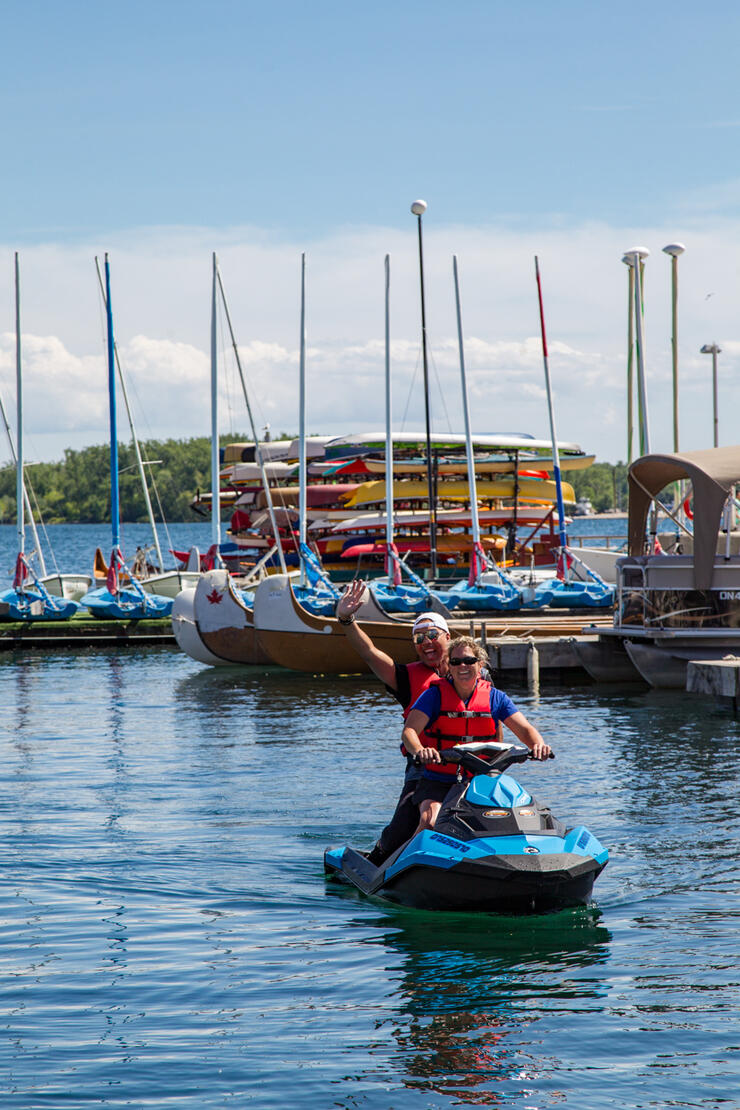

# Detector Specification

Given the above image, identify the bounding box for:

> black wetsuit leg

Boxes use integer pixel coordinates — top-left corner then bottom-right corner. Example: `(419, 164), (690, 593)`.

(367, 760), (421, 865)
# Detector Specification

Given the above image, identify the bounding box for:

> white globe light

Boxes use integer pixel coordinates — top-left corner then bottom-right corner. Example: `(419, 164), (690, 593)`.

(625, 245), (650, 259)
(410, 199), (427, 216)
(662, 242), (686, 257)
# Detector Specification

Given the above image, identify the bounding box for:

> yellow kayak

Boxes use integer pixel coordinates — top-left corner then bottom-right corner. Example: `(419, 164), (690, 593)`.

(340, 477), (576, 508)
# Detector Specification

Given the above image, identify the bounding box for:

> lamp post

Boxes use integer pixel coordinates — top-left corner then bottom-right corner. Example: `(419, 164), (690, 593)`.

(663, 243), (685, 453)
(700, 343), (721, 447)
(624, 246), (651, 454)
(410, 198), (437, 579)
(621, 253), (636, 463)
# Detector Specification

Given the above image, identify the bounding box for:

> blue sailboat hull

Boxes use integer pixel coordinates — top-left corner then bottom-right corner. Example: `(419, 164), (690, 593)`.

(292, 585), (339, 617)
(0, 588), (80, 622)
(80, 587), (173, 619)
(446, 580), (522, 611)
(371, 582), (461, 614)
(545, 580), (614, 608)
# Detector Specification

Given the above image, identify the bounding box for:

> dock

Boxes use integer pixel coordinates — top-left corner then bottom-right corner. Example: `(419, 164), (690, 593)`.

(0, 614), (175, 651)
(686, 658), (740, 712)
(0, 609), (612, 677)
(459, 612), (612, 680)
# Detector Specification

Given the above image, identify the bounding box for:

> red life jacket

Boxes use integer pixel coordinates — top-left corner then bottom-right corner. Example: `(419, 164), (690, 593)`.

(422, 677), (497, 777)
(398, 660), (441, 758)
(403, 660), (440, 718)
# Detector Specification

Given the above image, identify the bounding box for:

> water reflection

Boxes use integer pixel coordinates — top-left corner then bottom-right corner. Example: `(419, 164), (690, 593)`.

(559, 686), (740, 910)
(174, 666), (394, 747)
(577, 686), (740, 817)
(105, 653), (126, 747)
(350, 905), (611, 1104)
(3, 655), (36, 741)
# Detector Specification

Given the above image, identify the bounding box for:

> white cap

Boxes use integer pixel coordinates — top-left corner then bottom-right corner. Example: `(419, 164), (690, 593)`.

(412, 611), (450, 635)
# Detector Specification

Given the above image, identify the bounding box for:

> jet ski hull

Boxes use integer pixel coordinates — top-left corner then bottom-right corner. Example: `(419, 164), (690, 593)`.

(324, 761), (608, 914)
(325, 839), (605, 914)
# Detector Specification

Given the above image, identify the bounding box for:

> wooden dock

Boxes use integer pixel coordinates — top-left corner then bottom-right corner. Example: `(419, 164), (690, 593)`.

(0, 609), (612, 677)
(461, 612), (613, 640)
(0, 614), (175, 651)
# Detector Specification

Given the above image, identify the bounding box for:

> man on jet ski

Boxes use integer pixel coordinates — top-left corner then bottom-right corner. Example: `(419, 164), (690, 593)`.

(335, 581), (457, 862)
(402, 635), (551, 834)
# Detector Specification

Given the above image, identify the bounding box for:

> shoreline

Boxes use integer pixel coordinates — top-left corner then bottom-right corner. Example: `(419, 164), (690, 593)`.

(574, 511), (628, 520)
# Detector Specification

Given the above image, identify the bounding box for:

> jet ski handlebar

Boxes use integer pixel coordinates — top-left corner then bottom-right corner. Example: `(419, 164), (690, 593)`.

(419, 741), (555, 776)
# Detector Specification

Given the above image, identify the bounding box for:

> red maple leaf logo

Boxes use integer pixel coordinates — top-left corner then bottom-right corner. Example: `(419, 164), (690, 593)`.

(206, 588), (223, 604)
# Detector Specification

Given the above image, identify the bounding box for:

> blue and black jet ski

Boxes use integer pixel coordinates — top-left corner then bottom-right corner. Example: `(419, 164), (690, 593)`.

(324, 742), (608, 914)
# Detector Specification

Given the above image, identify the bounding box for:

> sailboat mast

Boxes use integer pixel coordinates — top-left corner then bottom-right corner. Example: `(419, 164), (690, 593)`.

(210, 252), (221, 551)
(298, 252), (307, 586)
(104, 255), (120, 552)
(534, 256), (567, 555)
(411, 201), (438, 580)
(214, 260), (287, 575)
(453, 256), (483, 583)
(14, 252), (24, 558)
(384, 254), (396, 579)
(0, 384), (45, 573)
(94, 257), (164, 571)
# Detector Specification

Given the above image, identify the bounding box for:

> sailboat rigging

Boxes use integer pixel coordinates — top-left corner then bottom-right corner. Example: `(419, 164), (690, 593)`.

(80, 255), (173, 619)
(0, 253), (80, 620)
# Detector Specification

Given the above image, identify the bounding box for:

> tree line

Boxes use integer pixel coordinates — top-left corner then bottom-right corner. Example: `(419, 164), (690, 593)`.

(567, 461), (629, 513)
(0, 436), (630, 525)
(0, 436), (221, 525)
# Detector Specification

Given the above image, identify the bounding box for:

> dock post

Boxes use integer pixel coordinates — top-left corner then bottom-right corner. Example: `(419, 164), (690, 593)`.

(527, 638), (540, 695)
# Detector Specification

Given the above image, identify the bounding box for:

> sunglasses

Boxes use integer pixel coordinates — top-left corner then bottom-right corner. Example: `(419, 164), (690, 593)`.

(413, 629), (442, 644)
(449, 656), (479, 666)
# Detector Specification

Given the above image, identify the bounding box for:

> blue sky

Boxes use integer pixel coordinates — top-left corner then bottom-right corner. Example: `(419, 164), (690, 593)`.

(2, 1), (740, 463)
(6, 0), (740, 238)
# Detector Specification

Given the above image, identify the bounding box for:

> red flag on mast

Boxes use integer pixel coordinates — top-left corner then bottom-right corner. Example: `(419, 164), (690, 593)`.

(13, 552), (28, 590)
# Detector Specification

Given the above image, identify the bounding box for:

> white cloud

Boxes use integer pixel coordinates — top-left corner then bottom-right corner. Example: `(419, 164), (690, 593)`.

(1, 216), (739, 464)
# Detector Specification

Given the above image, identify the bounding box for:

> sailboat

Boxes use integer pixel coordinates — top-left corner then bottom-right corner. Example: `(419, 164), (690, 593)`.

(0, 254), (80, 621)
(0, 380), (90, 602)
(90, 257), (200, 599)
(80, 255), (173, 619)
(510, 257), (613, 610)
(172, 253), (282, 665)
(365, 254), (458, 615)
(267, 253), (337, 613)
(439, 256), (528, 612)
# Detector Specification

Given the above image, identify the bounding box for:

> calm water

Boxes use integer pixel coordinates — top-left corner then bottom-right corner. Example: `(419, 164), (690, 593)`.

(0, 522), (217, 591)
(1, 637), (738, 1108)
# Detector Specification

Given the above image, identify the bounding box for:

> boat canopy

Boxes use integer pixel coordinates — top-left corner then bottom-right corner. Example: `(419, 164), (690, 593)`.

(628, 446), (740, 589)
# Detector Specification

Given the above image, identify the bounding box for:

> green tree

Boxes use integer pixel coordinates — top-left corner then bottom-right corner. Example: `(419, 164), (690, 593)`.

(569, 462), (628, 512)
(0, 433), (254, 524)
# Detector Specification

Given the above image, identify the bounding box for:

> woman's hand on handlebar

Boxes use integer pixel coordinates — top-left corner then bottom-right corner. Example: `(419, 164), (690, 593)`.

(414, 747), (442, 765)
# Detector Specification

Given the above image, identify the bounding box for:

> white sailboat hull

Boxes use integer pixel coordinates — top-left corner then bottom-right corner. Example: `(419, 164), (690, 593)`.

(138, 570), (202, 598)
(566, 547), (621, 584)
(40, 573), (92, 601)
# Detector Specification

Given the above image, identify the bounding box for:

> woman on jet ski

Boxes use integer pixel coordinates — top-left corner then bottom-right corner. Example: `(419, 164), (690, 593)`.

(401, 636), (552, 834)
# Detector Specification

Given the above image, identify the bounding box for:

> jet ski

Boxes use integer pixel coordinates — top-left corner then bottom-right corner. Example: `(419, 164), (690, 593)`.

(324, 742), (608, 914)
